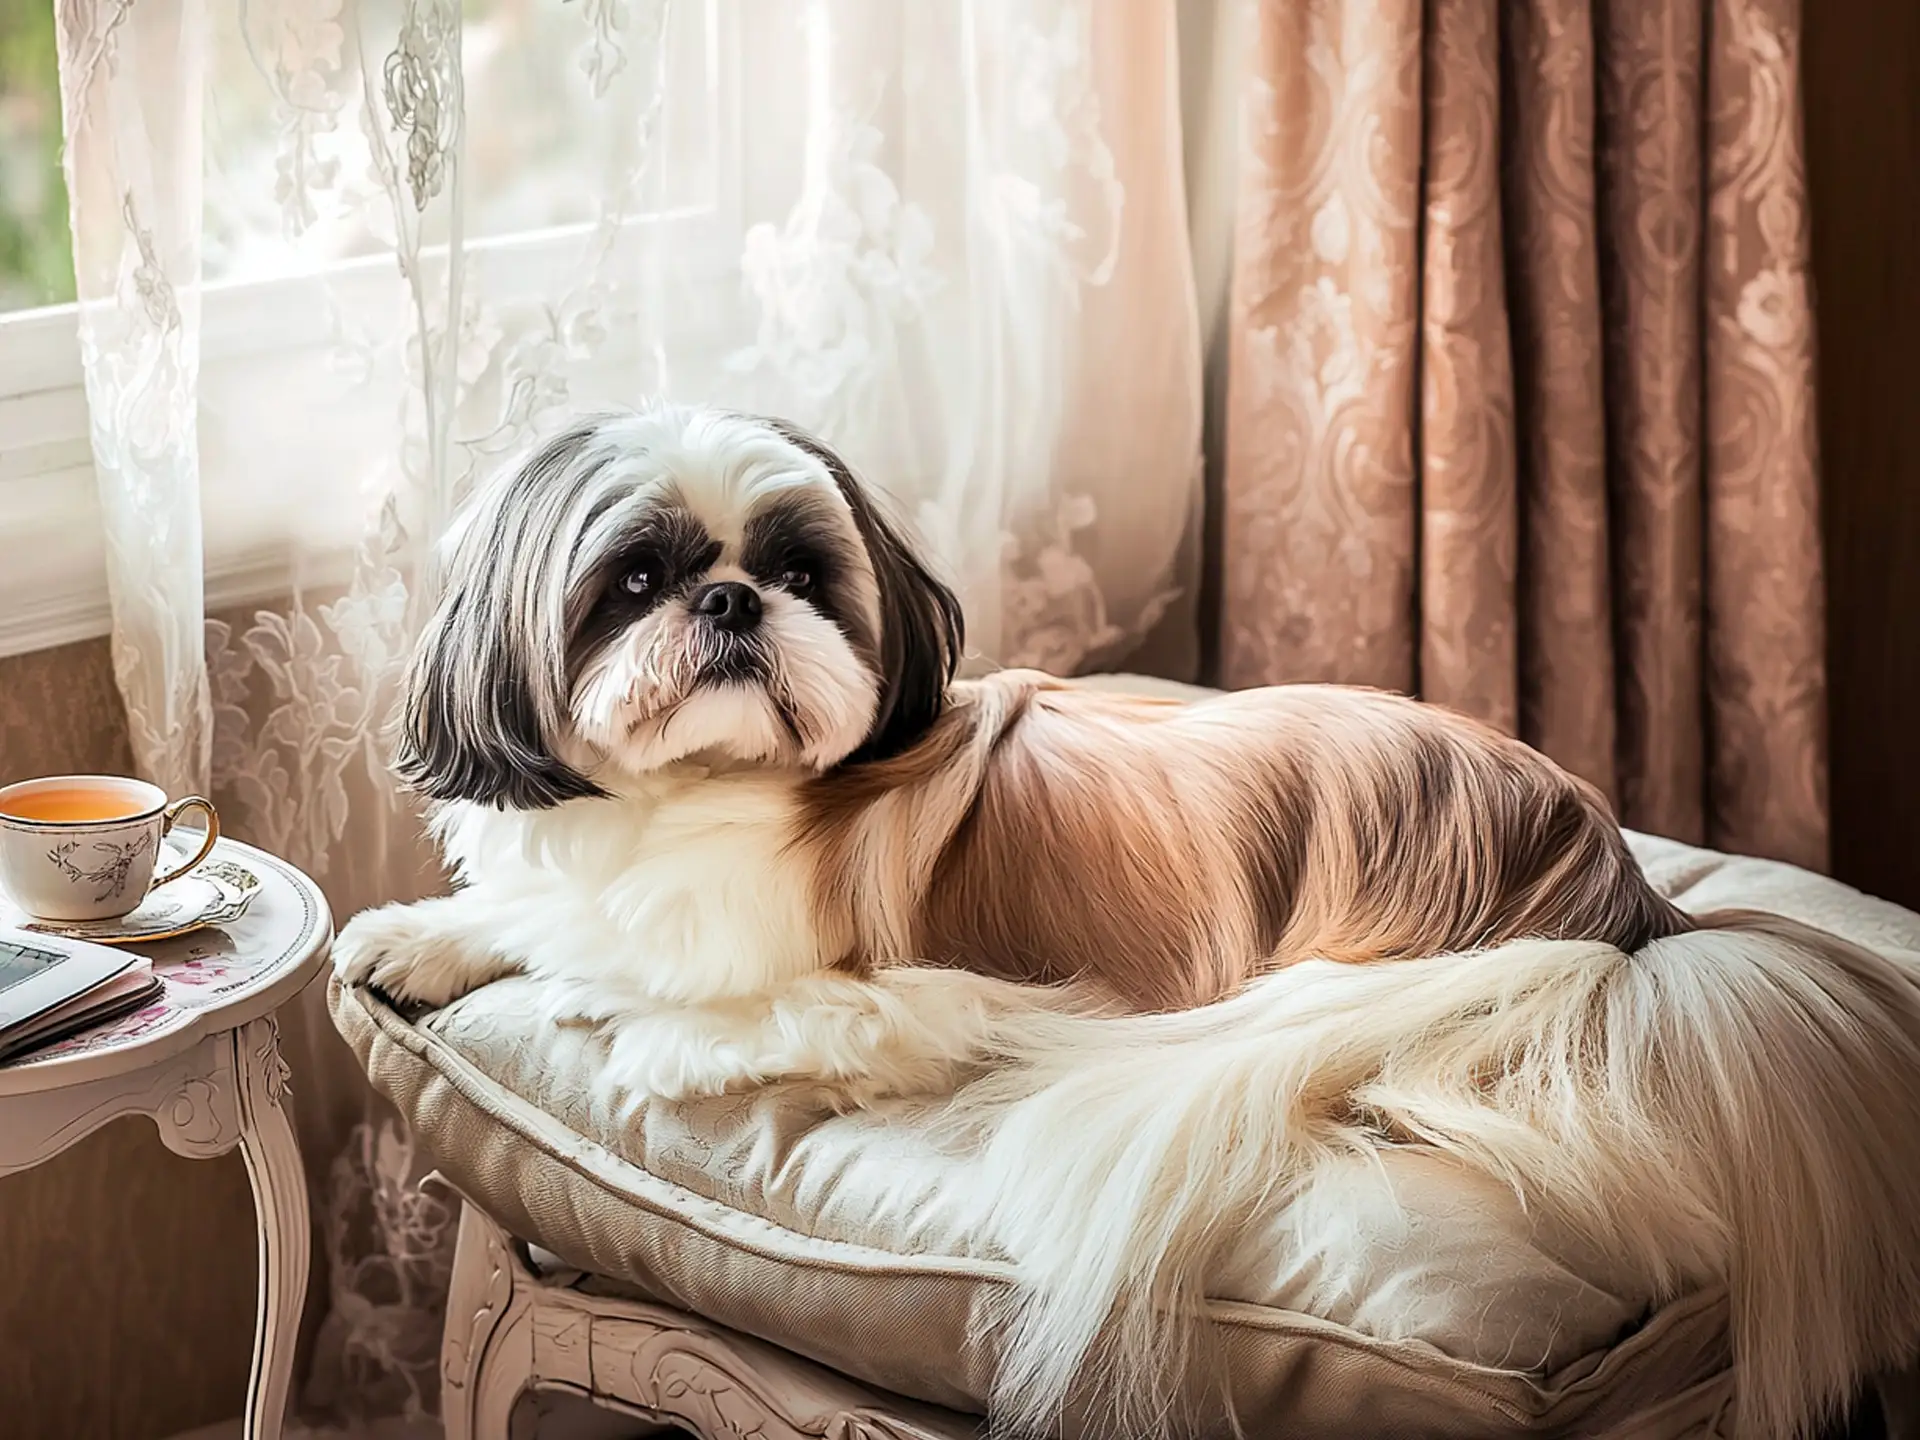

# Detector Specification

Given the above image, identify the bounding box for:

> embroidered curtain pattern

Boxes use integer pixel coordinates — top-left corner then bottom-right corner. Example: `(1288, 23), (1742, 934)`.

(1220, 0), (1826, 870)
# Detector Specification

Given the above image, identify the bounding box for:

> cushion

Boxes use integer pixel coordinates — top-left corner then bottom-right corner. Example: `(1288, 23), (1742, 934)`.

(331, 675), (1920, 1438)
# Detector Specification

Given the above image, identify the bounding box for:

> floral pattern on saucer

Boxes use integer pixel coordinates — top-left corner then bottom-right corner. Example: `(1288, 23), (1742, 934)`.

(9, 860), (261, 945)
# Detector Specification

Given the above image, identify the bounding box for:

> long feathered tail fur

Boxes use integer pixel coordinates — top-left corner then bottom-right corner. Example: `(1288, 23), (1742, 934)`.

(951, 910), (1920, 1439)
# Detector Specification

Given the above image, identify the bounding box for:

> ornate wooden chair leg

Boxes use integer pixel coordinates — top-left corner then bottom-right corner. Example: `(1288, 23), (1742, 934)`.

(441, 1197), (534, 1440)
(435, 1188), (978, 1440)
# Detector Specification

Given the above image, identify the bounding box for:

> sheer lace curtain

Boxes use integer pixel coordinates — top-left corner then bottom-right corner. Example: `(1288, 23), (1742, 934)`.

(53, 0), (1201, 1421)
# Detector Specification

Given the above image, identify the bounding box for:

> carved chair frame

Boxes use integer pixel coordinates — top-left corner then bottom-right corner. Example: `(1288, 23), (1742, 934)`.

(439, 1192), (982, 1440)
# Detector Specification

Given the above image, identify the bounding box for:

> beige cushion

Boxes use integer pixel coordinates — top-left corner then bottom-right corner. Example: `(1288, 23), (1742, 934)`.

(330, 676), (1920, 1438)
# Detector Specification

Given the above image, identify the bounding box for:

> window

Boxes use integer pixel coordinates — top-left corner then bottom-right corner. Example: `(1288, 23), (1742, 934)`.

(0, 0), (737, 657)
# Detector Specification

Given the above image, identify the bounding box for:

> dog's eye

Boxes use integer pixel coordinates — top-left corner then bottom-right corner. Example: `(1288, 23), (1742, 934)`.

(617, 565), (657, 598)
(779, 564), (815, 597)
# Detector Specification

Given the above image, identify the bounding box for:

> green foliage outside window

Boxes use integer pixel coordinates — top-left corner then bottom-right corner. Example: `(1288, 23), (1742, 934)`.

(0, 1), (77, 311)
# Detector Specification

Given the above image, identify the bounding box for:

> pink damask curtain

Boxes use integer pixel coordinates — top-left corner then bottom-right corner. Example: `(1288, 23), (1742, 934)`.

(1219, 0), (1826, 870)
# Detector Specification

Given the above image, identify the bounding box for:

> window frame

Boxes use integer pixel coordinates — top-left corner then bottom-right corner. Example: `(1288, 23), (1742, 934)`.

(0, 0), (742, 659)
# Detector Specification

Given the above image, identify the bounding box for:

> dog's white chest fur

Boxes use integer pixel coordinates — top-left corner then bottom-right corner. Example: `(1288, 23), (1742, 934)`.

(340, 767), (1039, 1107)
(437, 771), (835, 1010)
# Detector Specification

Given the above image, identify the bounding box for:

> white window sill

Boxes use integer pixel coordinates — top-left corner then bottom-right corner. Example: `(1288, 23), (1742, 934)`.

(0, 208), (739, 660)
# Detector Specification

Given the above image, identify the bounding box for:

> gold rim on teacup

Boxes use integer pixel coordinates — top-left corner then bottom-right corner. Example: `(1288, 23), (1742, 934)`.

(0, 775), (221, 924)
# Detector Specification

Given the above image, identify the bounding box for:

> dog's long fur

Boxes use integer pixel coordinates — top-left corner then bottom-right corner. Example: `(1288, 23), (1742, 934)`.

(803, 670), (1681, 1007)
(335, 404), (1920, 1439)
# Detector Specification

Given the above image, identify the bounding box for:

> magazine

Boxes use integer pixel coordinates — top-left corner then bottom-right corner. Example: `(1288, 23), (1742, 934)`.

(0, 928), (163, 1063)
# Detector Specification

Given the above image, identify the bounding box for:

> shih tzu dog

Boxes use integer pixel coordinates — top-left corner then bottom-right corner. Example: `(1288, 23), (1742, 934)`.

(335, 404), (1920, 1440)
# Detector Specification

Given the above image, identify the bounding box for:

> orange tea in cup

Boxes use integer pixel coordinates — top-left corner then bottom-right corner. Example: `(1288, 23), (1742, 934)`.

(0, 785), (155, 825)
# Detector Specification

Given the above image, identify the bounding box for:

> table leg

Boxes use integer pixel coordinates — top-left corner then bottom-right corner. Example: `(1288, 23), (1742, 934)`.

(234, 1015), (310, 1440)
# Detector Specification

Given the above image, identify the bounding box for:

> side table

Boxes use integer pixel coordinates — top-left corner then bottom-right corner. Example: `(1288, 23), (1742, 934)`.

(0, 837), (333, 1440)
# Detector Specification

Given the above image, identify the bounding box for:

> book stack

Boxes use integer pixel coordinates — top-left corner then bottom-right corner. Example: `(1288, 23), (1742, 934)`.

(0, 927), (163, 1063)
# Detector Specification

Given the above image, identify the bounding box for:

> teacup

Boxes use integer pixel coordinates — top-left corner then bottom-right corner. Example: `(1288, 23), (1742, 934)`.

(0, 775), (220, 922)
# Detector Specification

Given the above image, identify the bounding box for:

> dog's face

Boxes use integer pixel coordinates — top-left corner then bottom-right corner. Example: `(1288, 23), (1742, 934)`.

(396, 408), (963, 808)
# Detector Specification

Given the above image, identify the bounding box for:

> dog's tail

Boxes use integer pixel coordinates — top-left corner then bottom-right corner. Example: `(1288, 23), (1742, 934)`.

(955, 910), (1920, 1439)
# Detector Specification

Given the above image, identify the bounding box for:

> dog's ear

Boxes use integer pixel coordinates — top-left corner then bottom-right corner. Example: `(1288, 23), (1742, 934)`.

(393, 593), (606, 810)
(843, 478), (966, 763)
(765, 420), (964, 763)
(393, 428), (610, 811)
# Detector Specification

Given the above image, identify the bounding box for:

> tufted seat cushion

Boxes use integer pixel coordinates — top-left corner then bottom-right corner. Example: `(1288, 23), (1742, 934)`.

(330, 675), (1920, 1438)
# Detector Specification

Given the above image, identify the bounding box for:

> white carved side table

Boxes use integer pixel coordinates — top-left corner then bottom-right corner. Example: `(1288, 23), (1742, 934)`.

(0, 837), (332, 1440)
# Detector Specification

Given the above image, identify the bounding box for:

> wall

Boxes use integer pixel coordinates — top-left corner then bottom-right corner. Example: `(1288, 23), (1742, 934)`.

(1805, 0), (1920, 912)
(0, 640), (257, 1438)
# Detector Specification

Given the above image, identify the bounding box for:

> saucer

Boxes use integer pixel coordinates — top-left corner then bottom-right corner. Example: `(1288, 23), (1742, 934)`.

(9, 860), (262, 945)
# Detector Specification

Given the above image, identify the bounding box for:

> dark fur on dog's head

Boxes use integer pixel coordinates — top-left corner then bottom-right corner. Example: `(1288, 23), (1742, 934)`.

(763, 419), (963, 766)
(394, 407), (963, 810)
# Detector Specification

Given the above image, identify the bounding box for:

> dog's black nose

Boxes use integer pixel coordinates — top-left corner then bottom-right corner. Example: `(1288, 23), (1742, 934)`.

(692, 581), (763, 634)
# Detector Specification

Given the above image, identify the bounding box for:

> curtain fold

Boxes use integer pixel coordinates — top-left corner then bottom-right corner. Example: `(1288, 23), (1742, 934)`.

(55, 0), (213, 801)
(1504, 0), (1618, 805)
(1221, 0), (1826, 870)
(1222, 0), (1423, 695)
(1419, 0), (1517, 733)
(1701, 0), (1826, 867)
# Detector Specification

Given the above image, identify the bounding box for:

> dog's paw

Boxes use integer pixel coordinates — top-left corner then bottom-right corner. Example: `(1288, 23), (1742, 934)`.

(599, 1018), (938, 1111)
(333, 904), (486, 1010)
(612, 1047), (761, 1104)
(598, 1015), (767, 1104)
